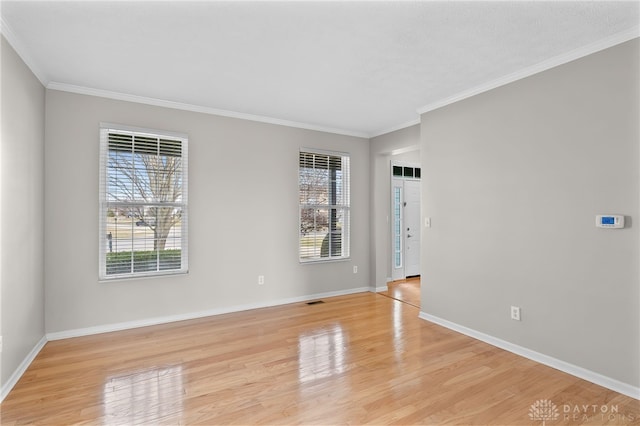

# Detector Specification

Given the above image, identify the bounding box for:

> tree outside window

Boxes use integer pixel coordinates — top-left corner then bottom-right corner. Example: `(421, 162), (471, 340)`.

(299, 151), (349, 261)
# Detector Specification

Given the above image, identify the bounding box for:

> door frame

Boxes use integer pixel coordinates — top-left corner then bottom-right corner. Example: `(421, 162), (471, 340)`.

(390, 161), (421, 281)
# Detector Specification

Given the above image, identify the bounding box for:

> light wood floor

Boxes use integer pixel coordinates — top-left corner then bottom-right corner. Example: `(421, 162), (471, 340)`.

(2, 292), (638, 425)
(379, 277), (421, 307)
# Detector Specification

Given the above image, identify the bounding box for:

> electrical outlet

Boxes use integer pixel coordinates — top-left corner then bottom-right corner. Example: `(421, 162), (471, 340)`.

(258, 275), (265, 285)
(353, 265), (358, 274)
(510, 306), (521, 321)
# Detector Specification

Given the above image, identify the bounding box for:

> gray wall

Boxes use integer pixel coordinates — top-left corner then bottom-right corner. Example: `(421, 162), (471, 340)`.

(44, 91), (370, 333)
(1, 36), (46, 386)
(421, 39), (639, 387)
(370, 125), (420, 290)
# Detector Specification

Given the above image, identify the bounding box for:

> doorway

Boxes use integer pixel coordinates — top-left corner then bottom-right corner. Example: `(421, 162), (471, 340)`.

(390, 163), (421, 281)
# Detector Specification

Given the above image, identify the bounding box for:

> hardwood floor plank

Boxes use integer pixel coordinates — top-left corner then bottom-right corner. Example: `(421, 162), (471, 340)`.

(1, 292), (638, 425)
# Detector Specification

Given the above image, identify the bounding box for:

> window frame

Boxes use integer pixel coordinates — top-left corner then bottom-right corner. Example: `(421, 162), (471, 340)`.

(298, 148), (351, 263)
(98, 123), (189, 281)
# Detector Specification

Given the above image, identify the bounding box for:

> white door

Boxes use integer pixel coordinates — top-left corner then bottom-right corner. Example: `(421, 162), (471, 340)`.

(404, 180), (421, 277)
(391, 176), (421, 280)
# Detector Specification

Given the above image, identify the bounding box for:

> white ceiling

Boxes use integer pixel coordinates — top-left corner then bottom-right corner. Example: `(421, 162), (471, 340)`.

(2, 1), (639, 137)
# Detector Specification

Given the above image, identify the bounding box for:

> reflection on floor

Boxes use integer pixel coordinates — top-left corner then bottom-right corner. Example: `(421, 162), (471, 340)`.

(379, 277), (420, 308)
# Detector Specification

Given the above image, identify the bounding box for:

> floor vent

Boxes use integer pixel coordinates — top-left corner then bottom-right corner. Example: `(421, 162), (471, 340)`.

(306, 300), (325, 305)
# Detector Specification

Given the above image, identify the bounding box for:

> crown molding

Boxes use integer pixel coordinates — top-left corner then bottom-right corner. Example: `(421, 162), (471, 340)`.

(417, 26), (640, 115)
(46, 82), (370, 139)
(0, 17), (49, 86)
(5, 14), (637, 140)
(370, 118), (421, 139)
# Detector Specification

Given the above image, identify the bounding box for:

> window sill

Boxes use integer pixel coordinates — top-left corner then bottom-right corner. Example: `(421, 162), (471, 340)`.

(99, 270), (189, 283)
(299, 257), (351, 265)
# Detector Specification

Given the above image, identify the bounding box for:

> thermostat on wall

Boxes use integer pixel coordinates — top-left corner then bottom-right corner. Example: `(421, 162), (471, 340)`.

(596, 215), (624, 229)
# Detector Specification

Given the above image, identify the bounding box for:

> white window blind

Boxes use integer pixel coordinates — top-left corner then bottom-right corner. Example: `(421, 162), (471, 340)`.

(299, 149), (350, 262)
(99, 125), (188, 279)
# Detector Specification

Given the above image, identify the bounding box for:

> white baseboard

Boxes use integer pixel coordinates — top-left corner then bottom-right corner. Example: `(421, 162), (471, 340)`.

(47, 287), (370, 341)
(419, 312), (640, 400)
(374, 285), (388, 292)
(1, 336), (47, 402)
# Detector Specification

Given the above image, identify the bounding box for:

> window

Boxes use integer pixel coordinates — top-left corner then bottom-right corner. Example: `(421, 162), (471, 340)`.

(393, 186), (402, 268)
(99, 125), (188, 279)
(393, 165), (421, 179)
(299, 150), (350, 261)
